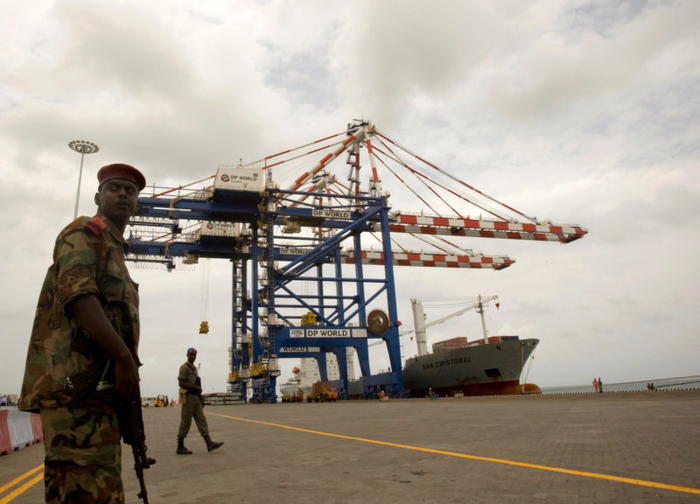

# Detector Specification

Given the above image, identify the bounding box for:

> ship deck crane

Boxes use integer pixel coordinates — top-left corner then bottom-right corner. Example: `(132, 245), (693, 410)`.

(126, 119), (587, 402)
(409, 295), (498, 357)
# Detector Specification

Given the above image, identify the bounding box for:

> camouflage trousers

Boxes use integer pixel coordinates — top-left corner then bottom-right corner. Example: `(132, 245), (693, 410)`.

(177, 393), (209, 438)
(40, 401), (123, 503)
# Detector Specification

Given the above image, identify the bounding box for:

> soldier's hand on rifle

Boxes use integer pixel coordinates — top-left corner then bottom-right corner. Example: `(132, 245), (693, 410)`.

(68, 295), (140, 399)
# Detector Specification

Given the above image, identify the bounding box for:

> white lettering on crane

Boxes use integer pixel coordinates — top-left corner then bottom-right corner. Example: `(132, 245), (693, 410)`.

(307, 329), (350, 338)
(312, 209), (351, 220)
(280, 347), (306, 353)
(280, 346), (321, 353)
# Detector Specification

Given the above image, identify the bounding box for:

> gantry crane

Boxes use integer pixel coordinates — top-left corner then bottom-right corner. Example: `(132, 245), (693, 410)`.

(127, 119), (587, 402)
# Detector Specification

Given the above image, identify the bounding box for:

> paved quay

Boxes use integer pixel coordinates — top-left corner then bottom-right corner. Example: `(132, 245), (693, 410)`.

(1, 391), (699, 503)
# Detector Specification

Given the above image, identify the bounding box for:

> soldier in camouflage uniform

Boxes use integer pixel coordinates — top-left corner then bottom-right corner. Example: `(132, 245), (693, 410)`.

(176, 348), (223, 454)
(19, 163), (146, 503)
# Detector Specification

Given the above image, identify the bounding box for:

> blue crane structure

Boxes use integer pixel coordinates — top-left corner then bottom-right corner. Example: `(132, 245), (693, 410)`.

(126, 120), (587, 403)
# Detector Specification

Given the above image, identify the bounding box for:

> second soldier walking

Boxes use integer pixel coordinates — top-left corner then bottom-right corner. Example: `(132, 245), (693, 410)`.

(176, 347), (224, 454)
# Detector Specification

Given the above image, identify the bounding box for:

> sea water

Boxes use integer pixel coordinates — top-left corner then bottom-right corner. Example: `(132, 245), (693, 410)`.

(541, 375), (700, 394)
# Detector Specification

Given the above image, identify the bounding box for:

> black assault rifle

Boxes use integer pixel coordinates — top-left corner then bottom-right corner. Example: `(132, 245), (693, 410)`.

(117, 387), (156, 504)
(66, 328), (155, 503)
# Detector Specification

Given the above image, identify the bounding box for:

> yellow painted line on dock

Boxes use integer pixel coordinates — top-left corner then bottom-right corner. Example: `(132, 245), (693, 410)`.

(0, 464), (44, 504)
(210, 412), (700, 496)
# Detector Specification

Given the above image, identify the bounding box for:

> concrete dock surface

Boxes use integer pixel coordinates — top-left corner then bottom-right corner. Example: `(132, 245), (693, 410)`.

(1, 391), (699, 503)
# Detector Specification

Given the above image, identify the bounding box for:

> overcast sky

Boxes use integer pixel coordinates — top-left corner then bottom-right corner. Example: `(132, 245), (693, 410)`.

(1, 0), (698, 400)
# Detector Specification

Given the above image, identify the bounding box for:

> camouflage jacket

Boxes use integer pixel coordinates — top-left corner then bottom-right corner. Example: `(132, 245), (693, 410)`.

(19, 215), (140, 412)
(178, 361), (199, 391)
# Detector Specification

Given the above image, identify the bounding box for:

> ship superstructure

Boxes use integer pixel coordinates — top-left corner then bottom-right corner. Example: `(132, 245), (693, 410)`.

(403, 296), (540, 396)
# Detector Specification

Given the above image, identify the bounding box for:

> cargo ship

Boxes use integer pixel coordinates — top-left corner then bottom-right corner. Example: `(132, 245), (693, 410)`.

(402, 296), (540, 397)
(279, 360), (328, 400)
(279, 367), (306, 399)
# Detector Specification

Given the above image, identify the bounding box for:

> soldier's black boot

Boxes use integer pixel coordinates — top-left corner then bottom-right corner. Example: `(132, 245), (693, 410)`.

(204, 435), (223, 452)
(176, 436), (192, 455)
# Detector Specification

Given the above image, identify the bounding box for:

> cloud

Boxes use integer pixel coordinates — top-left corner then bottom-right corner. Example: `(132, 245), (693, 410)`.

(1, 0), (699, 399)
(487, 1), (699, 120)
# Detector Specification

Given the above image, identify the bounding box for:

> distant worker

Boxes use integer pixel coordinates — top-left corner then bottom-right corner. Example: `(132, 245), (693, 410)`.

(598, 377), (603, 393)
(176, 348), (223, 454)
(18, 163), (147, 502)
(592, 378), (599, 393)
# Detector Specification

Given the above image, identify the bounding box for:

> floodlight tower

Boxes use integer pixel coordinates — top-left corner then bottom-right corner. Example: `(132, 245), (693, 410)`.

(69, 140), (100, 219)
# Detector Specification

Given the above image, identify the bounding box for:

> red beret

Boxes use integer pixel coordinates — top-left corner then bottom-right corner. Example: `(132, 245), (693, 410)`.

(97, 163), (146, 191)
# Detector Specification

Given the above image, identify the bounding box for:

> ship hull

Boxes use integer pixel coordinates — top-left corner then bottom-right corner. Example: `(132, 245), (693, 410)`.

(403, 337), (539, 397)
(280, 380), (310, 397)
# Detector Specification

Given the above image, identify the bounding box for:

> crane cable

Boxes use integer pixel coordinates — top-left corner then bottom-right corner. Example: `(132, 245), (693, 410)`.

(371, 149), (440, 214)
(372, 138), (511, 222)
(199, 258), (210, 334)
(248, 130), (348, 170)
(375, 129), (537, 224)
(372, 142), (464, 218)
